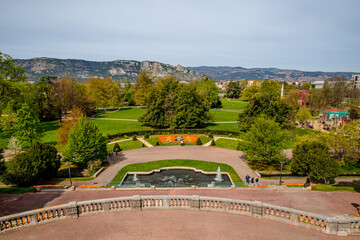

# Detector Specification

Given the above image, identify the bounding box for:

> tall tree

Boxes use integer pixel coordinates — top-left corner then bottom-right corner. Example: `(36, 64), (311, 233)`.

(240, 116), (287, 169)
(86, 76), (122, 108)
(291, 136), (339, 183)
(195, 75), (220, 108)
(55, 106), (84, 145)
(1, 141), (60, 186)
(296, 106), (312, 124)
(225, 81), (242, 99)
(12, 103), (40, 148)
(132, 71), (154, 105)
(63, 117), (107, 167)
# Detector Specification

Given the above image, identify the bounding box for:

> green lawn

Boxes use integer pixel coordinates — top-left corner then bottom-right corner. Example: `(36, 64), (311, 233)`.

(219, 98), (248, 110)
(312, 184), (360, 193)
(146, 135), (211, 146)
(204, 122), (242, 132)
(210, 110), (240, 122)
(110, 159), (243, 186)
(94, 108), (145, 119)
(107, 140), (146, 151)
(211, 138), (243, 150)
(93, 119), (149, 135)
(0, 186), (37, 194)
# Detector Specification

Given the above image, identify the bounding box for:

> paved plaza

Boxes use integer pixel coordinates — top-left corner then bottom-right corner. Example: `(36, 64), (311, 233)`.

(2, 210), (359, 240)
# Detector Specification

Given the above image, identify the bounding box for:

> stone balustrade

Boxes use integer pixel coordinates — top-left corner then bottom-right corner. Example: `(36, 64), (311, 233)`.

(1, 195), (359, 236)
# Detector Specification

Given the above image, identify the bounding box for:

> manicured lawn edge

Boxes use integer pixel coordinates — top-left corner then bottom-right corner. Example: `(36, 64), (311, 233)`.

(0, 186), (37, 194)
(110, 159), (243, 186)
(312, 184), (360, 193)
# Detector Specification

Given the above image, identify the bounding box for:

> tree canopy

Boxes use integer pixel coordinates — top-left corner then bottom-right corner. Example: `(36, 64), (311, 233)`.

(63, 116), (107, 167)
(240, 116), (287, 169)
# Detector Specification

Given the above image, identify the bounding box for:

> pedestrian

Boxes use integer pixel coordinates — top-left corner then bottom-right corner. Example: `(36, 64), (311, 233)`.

(251, 177), (254, 187)
(255, 178), (259, 186)
(245, 175), (250, 185)
(111, 151), (114, 158)
(115, 148), (118, 155)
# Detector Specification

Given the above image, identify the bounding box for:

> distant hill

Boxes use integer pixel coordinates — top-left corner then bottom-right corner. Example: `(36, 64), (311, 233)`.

(14, 58), (203, 82)
(188, 66), (359, 82)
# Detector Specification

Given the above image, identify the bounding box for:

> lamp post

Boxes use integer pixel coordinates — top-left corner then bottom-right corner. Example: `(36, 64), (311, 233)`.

(279, 161), (284, 186)
(66, 162), (72, 187)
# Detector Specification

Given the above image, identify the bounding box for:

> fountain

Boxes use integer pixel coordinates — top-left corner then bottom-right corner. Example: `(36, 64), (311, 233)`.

(133, 172), (138, 182)
(214, 167), (223, 181)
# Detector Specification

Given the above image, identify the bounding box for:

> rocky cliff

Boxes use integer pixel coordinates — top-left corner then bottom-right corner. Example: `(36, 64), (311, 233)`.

(14, 58), (203, 82)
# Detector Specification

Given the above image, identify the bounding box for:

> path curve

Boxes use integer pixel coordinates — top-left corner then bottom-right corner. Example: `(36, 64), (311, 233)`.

(89, 146), (256, 186)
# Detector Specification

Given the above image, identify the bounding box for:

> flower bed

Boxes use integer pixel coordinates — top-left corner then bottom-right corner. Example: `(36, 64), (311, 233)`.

(76, 185), (105, 188)
(30, 185), (69, 189)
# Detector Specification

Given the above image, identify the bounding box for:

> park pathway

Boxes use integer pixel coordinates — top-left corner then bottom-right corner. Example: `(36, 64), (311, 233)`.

(137, 137), (153, 148)
(85, 146), (258, 186)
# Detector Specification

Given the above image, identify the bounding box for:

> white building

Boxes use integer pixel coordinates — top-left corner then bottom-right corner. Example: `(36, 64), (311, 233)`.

(314, 81), (324, 89)
(351, 75), (360, 88)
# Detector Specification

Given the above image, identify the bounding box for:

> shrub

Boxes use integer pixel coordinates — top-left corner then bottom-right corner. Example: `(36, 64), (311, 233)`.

(236, 141), (241, 150)
(196, 138), (203, 145)
(142, 143), (145, 147)
(208, 133), (213, 138)
(132, 135), (137, 141)
(113, 143), (121, 152)
(144, 133), (150, 139)
(210, 140), (216, 146)
(156, 141), (160, 146)
(228, 134), (232, 137)
(1, 141), (60, 186)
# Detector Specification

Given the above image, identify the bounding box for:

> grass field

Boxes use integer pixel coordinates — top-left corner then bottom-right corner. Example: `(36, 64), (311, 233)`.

(93, 119), (149, 135)
(212, 138), (244, 150)
(110, 159), (243, 186)
(312, 184), (360, 193)
(210, 110), (239, 122)
(94, 108), (145, 119)
(0, 186), (37, 194)
(219, 98), (248, 110)
(107, 140), (146, 151)
(204, 122), (242, 132)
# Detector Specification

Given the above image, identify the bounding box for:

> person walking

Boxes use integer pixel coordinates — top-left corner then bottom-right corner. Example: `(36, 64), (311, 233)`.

(251, 177), (254, 187)
(255, 178), (259, 186)
(245, 175), (250, 185)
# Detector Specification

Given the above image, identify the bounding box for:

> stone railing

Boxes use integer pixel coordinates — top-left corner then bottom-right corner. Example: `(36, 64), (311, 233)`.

(1, 195), (359, 236)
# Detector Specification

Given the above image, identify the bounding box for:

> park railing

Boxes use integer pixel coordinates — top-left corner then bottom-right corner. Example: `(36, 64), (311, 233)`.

(1, 195), (359, 236)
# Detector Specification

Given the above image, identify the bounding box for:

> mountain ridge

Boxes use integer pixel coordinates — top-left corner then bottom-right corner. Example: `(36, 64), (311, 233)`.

(188, 66), (359, 82)
(14, 57), (203, 82)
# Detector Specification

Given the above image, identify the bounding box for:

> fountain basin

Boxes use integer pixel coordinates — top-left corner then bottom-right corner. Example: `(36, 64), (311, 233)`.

(120, 167), (234, 188)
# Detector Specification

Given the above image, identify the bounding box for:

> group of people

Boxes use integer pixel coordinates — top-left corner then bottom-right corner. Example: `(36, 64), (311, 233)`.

(245, 175), (259, 186)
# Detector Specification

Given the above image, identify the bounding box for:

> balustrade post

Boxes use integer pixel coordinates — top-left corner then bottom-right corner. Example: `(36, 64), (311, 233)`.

(336, 216), (350, 236)
(290, 213), (298, 224)
(103, 202), (110, 212)
(326, 217), (339, 235)
(190, 195), (200, 211)
(131, 195), (141, 211)
(251, 201), (263, 219)
(222, 201), (230, 213)
(29, 213), (38, 225)
(66, 201), (79, 219)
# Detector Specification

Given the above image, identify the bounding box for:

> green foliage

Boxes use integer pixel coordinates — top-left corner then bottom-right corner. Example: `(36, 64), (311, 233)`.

(64, 117), (107, 167)
(0, 148), (5, 176)
(144, 133), (150, 139)
(133, 71), (154, 105)
(210, 139), (216, 146)
(0, 186), (37, 194)
(312, 184), (360, 193)
(196, 138), (202, 145)
(208, 133), (213, 138)
(291, 136), (339, 183)
(195, 75), (220, 108)
(240, 116), (287, 169)
(156, 141), (160, 146)
(225, 80), (243, 98)
(1, 141), (60, 186)
(139, 77), (211, 128)
(241, 85), (260, 101)
(132, 135), (137, 141)
(13, 103), (40, 148)
(296, 106), (312, 123)
(113, 142), (121, 152)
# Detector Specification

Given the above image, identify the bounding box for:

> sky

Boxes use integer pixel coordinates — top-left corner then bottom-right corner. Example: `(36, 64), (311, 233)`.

(0, 0), (359, 72)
